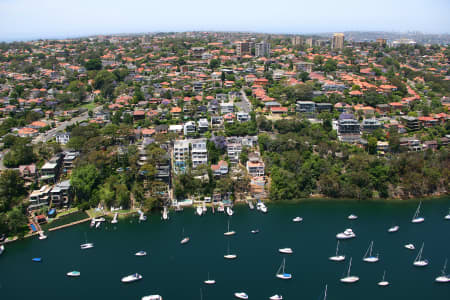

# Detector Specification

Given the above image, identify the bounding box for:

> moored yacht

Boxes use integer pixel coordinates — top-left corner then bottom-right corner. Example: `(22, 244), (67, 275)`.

(387, 225), (399, 233)
(340, 257), (359, 283)
(32, 257), (42, 262)
(80, 242), (94, 250)
(269, 295), (283, 300)
(329, 241), (345, 261)
(0, 245), (4, 255)
(336, 228), (356, 239)
(121, 273), (143, 283)
(256, 202), (268, 213)
(348, 214), (358, 220)
(435, 259), (450, 283)
(413, 242), (429, 267)
(444, 209), (450, 220)
(234, 292), (248, 299)
(111, 212), (118, 224)
(411, 201), (425, 223)
(251, 229), (259, 234)
(404, 243), (415, 250)
(377, 270), (390, 286)
(66, 271), (80, 277)
(362, 241), (379, 263)
(224, 241), (237, 259)
(141, 295), (162, 300)
(180, 228), (190, 245)
(135, 250), (147, 256)
(275, 258), (292, 280)
(226, 206), (234, 216)
(38, 231), (47, 240)
(224, 219), (236, 236)
(292, 216), (303, 222)
(204, 272), (216, 285)
(196, 206), (203, 216)
(278, 248), (293, 254)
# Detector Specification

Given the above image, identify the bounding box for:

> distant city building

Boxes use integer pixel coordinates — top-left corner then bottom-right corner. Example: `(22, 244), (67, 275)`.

(295, 61), (313, 73)
(255, 41), (270, 57)
(291, 36), (303, 46)
(391, 39), (416, 47)
(331, 33), (345, 50)
(305, 38), (313, 47)
(236, 41), (251, 56)
(376, 38), (387, 47)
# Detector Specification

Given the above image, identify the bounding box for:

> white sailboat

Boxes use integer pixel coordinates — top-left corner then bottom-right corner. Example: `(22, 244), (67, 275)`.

(141, 295), (162, 300)
(377, 270), (390, 286)
(121, 273), (143, 283)
(111, 212), (118, 224)
(135, 250), (147, 256)
(362, 241), (379, 263)
(248, 201), (254, 210)
(38, 230), (47, 240)
(0, 244), (4, 255)
(139, 211), (147, 222)
(202, 202), (207, 213)
(435, 259), (450, 283)
(411, 201), (425, 223)
(278, 248), (293, 254)
(66, 270), (80, 277)
(340, 257), (359, 283)
(224, 241), (237, 259)
(180, 228), (190, 245)
(413, 242), (429, 267)
(234, 292), (248, 299)
(80, 233), (94, 250)
(329, 241), (345, 261)
(292, 216), (303, 222)
(269, 295), (283, 300)
(404, 243), (415, 250)
(275, 258), (292, 280)
(224, 219), (236, 236)
(204, 272), (216, 285)
(348, 214), (358, 220)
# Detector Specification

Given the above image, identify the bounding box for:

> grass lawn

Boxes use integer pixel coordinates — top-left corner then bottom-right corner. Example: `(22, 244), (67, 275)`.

(41, 210), (89, 231)
(81, 102), (96, 110)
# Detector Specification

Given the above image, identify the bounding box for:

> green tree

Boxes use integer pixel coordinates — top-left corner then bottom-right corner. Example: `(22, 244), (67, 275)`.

(71, 164), (100, 204)
(85, 58), (102, 71)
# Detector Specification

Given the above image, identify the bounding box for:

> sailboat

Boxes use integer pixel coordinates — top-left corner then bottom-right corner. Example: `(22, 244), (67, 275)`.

(224, 241), (237, 259)
(275, 258), (292, 280)
(323, 284), (328, 300)
(196, 206), (203, 216)
(362, 241), (379, 263)
(340, 257), (359, 283)
(66, 270), (81, 277)
(204, 272), (216, 285)
(411, 202), (425, 223)
(329, 241), (345, 261)
(387, 225), (399, 233)
(162, 206), (169, 220)
(377, 270), (390, 286)
(269, 295), (283, 300)
(435, 259), (450, 283)
(180, 228), (190, 245)
(224, 219), (236, 236)
(234, 292), (248, 299)
(111, 212), (118, 224)
(413, 242), (429, 267)
(226, 206), (234, 216)
(80, 233), (94, 249)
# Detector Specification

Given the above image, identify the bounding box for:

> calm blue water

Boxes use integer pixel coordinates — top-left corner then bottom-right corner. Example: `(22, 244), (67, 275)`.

(1, 199), (450, 300)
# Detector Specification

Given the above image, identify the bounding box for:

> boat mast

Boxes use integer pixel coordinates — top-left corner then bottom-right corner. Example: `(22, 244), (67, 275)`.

(323, 284), (328, 300)
(415, 243), (424, 262)
(347, 257), (352, 277)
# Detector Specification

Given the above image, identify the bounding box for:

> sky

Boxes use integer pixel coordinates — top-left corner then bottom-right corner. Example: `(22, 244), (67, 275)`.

(0, 0), (449, 41)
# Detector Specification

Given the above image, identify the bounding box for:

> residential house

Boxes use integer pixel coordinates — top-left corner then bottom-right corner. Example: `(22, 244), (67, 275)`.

(236, 112), (250, 122)
(197, 118), (209, 133)
(174, 140), (190, 172)
(55, 132), (70, 145)
(220, 102), (234, 114)
(183, 121), (196, 136)
(50, 180), (72, 207)
(361, 118), (381, 132)
(191, 139), (208, 168)
(29, 185), (52, 210)
(246, 152), (265, 177)
(296, 101), (316, 114)
(211, 160), (229, 176)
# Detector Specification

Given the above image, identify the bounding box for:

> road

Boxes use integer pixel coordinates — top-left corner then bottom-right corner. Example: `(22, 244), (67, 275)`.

(32, 106), (102, 144)
(235, 89), (252, 114)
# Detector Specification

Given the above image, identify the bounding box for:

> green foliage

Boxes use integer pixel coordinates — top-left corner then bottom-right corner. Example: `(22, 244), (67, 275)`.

(71, 164), (100, 204)
(85, 58), (102, 71)
(3, 139), (36, 167)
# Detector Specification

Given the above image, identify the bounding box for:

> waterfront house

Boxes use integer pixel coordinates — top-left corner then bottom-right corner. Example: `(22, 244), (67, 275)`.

(29, 185), (52, 210)
(191, 139), (208, 168)
(50, 180), (72, 207)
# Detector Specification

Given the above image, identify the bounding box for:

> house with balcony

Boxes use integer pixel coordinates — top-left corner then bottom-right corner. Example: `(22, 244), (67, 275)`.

(246, 157), (265, 177)
(191, 139), (208, 168)
(338, 113), (361, 143)
(55, 132), (70, 145)
(183, 121), (196, 136)
(197, 118), (209, 133)
(211, 160), (229, 176)
(50, 180), (72, 207)
(236, 112), (250, 122)
(29, 185), (52, 210)
(220, 102), (234, 114)
(174, 140), (190, 172)
(361, 118), (381, 132)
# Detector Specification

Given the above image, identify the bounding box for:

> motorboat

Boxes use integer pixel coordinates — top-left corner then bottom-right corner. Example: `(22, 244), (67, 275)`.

(0, 245), (4, 255)
(251, 229), (259, 234)
(270, 295), (283, 300)
(413, 242), (429, 267)
(444, 209), (450, 220)
(377, 270), (390, 286)
(329, 241), (345, 261)
(348, 214), (358, 220)
(38, 231), (47, 240)
(141, 296), (162, 300)
(234, 292), (248, 299)
(80, 243), (94, 250)
(278, 248), (293, 254)
(226, 206), (234, 216)
(435, 259), (450, 283)
(90, 218), (96, 228)
(362, 241), (379, 263)
(162, 207), (169, 220)
(336, 228), (356, 239)
(32, 257), (42, 262)
(111, 212), (118, 224)
(404, 243), (415, 250)
(180, 237), (190, 244)
(340, 257), (359, 283)
(196, 206), (203, 216)
(292, 216), (303, 222)
(411, 201), (425, 223)
(95, 221), (101, 229)
(387, 225), (399, 233)
(139, 212), (147, 221)
(275, 258), (292, 280)
(121, 273), (143, 283)
(67, 271), (80, 277)
(256, 202), (268, 213)
(135, 251), (147, 256)
(224, 219), (236, 236)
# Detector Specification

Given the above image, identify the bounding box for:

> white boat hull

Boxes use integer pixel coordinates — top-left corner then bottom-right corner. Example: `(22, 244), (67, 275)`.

(292, 217), (303, 222)
(336, 233), (356, 239)
(340, 276), (359, 283)
(388, 226), (399, 233)
(412, 217), (424, 223)
(329, 255), (345, 261)
(141, 295), (162, 300)
(378, 281), (390, 286)
(404, 244), (415, 250)
(276, 274), (292, 280)
(270, 295), (283, 300)
(80, 243), (94, 250)
(204, 279), (216, 285)
(278, 248), (293, 254)
(435, 276), (450, 283)
(224, 254), (237, 259)
(121, 274), (143, 283)
(180, 237), (190, 244)
(224, 231), (236, 236)
(66, 271), (80, 277)
(413, 260), (429, 267)
(445, 215), (450, 220)
(234, 292), (248, 299)
(363, 257), (379, 263)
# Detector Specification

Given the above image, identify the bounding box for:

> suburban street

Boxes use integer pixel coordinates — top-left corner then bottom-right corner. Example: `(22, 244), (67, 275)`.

(235, 89), (252, 113)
